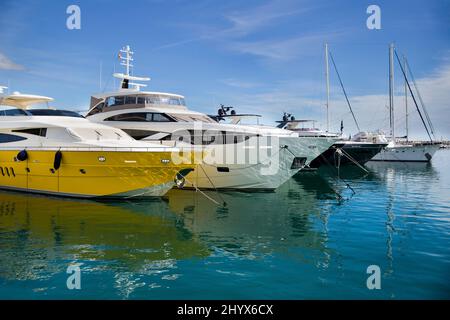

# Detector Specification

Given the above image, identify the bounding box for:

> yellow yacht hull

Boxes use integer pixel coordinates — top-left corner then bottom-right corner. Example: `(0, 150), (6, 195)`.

(0, 149), (194, 198)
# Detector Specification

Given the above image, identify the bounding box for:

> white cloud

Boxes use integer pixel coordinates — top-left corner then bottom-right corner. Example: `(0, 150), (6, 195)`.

(0, 52), (24, 70)
(209, 62), (450, 139)
(220, 78), (262, 89)
(228, 33), (338, 61)
(224, 1), (310, 37)
(153, 0), (315, 57)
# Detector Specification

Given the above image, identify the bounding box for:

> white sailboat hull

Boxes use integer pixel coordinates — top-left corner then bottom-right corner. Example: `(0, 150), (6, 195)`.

(370, 143), (440, 162)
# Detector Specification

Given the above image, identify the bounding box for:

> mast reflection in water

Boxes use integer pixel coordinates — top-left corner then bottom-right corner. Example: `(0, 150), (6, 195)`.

(0, 150), (449, 299)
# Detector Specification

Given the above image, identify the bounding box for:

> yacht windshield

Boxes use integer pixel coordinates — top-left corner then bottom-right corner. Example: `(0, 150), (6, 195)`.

(169, 113), (217, 123)
(0, 107), (30, 116)
(105, 95), (186, 107)
(28, 109), (84, 118)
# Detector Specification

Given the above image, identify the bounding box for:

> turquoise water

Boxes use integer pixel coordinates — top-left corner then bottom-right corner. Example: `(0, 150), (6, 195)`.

(0, 150), (449, 299)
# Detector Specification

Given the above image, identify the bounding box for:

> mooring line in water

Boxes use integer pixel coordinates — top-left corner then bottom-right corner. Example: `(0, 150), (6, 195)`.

(335, 148), (369, 173)
(182, 174), (223, 206)
(316, 150), (356, 199)
(303, 147), (346, 201)
(195, 165), (227, 207)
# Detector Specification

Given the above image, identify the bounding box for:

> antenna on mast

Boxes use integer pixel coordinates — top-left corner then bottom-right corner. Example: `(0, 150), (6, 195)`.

(119, 45), (134, 76)
(113, 45), (150, 90)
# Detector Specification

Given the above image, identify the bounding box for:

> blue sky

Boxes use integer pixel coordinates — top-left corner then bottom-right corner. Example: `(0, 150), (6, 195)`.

(0, 0), (449, 139)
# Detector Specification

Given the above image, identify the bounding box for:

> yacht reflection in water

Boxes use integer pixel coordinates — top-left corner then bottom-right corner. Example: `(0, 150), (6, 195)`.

(0, 192), (208, 282)
(0, 177), (335, 297)
(165, 179), (334, 260)
(0, 176), (332, 259)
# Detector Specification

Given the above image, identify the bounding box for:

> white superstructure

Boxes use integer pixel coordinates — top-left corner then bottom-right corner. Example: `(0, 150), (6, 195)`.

(86, 45), (336, 190)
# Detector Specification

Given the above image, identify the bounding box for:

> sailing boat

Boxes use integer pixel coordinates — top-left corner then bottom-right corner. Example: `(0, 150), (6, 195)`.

(370, 44), (441, 162)
(278, 43), (388, 168)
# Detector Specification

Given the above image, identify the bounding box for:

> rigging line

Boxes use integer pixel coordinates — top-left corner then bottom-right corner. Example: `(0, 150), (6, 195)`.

(307, 147), (354, 200)
(336, 148), (369, 173)
(182, 174), (222, 207)
(394, 50), (433, 142)
(328, 50), (361, 132)
(319, 149), (356, 197)
(306, 164), (344, 201)
(198, 164), (227, 207)
(404, 57), (436, 136)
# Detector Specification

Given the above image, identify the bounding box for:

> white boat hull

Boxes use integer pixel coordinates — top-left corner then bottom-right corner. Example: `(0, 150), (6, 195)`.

(184, 136), (335, 190)
(370, 143), (440, 162)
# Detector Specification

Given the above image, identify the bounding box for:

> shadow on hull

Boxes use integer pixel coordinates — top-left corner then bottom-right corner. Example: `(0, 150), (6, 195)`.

(309, 142), (386, 168)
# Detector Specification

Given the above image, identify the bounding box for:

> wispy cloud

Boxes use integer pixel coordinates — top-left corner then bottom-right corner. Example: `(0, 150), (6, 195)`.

(219, 78), (262, 89)
(153, 0), (316, 59)
(228, 32), (340, 61)
(223, 0), (311, 37)
(0, 52), (24, 70)
(209, 61), (450, 139)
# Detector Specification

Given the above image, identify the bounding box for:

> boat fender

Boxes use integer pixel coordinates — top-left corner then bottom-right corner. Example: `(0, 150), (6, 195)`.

(16, 150), (28, 161)
(174, 168), (194, 189)
(54, 150), (63, 170)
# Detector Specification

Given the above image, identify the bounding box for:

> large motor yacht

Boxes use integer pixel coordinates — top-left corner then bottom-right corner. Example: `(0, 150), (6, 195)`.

(86, 46), (335, 190)
(0, 89), (196, 198)
(276, 116), (387, 168)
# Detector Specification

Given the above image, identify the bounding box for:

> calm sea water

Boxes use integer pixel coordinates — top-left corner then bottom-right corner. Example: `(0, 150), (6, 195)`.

(0, 150), (449, 299)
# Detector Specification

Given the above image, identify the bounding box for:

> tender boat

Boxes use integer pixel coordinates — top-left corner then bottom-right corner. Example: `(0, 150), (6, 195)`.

(86, 46), (336, 190)
(0, 89), (196, 198)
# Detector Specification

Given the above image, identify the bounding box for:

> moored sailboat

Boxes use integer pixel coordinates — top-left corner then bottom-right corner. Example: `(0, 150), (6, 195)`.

(370, 44), (441, 162)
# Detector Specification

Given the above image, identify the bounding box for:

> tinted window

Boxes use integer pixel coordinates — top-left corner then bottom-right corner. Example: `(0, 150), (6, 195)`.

(125, 96), (137, 105)
(152, 113), (172, 122)
(144, 95), (186, 106)
(106, 96), (125, 107)
(0, 133), (27, 143)
(13, 128), (47, 137)
(0, 109), (29, 116)
(105, 113), (149, 122)
(137, 97), (146, 104)
(122, 129), (162, 140)
(28, 109), (84, 118)
(105, 112), (174, 122)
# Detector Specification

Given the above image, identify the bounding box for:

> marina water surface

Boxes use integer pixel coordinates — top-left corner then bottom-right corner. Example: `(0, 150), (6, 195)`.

(0, 151), (449, 299)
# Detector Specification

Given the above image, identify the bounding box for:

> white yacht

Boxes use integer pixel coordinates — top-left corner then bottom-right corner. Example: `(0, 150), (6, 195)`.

(86, 46), (336, 190)
(0, 88), (196, 198)
(275, 115), (387, 168)
(370, 44), (441, 162)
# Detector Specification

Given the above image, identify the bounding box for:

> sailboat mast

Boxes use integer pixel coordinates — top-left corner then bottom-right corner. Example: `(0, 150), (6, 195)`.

(404, 56), (408, 141)
(389, 43), (395, 141)
(325, 43), (330, 132)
